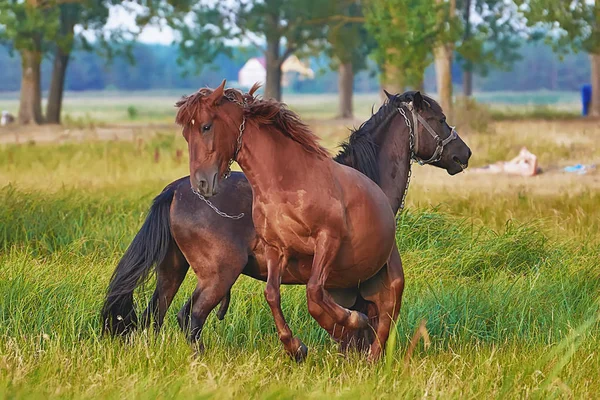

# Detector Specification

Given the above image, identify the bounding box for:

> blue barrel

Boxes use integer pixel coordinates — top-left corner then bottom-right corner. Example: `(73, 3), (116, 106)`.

(582, 84), (592, 116)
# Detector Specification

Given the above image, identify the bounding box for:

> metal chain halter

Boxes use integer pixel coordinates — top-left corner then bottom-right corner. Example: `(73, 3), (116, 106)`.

(190, 91), (248, 220)
(397, 106), (414, 213)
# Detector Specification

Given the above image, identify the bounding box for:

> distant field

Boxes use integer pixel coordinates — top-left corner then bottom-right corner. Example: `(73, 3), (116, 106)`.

(0, 90), (581, 124)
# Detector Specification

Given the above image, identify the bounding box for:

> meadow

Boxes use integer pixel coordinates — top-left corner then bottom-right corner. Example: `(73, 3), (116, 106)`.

(0, 92), (599, 399)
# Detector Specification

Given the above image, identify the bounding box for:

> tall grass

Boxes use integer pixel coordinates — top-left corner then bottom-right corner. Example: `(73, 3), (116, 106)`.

(1, 120), (599, 398)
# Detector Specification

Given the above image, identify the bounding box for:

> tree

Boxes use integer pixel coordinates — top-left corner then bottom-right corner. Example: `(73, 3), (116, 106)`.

(46, 2), (116, 124)
(172, 0), (331, 101)
(326, 0), (374, 118)
(365, 0), (441, 98)
(456, 0), (523, 96)
(517, 0), (600, 116)
(433, 0), (460, 116)
(0, 0), (60, 124)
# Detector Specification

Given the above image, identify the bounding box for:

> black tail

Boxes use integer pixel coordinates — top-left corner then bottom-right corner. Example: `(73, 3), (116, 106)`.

(101, 184), (176, 336)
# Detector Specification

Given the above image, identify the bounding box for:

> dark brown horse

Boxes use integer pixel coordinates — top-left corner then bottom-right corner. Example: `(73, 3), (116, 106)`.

(102, 85), (471, 360)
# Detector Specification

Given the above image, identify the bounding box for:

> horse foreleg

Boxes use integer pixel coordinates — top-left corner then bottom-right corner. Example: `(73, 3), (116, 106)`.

(306, 231), (369, 331)
(264, 247), (308, 362)
(360, 246), (405, 361)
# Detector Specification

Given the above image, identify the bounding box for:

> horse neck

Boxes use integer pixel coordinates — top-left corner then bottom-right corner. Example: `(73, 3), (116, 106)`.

(235, 122), (325, 194)
(373, 112), (412, 214)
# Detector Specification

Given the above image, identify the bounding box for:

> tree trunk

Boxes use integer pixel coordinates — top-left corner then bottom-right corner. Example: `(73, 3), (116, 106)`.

(463, 67), (473, 97)
(46, 49), (70, 124)
(265, 36), (282, 101)
(434, 0), (456, 117)
(462, 0), (473, 97)
(416, 72), (425, 93)
(591, 53), (600, 117)
(338, 62), (354, 119)
(18, 49), (44, 125)
(380, 57), (404, 103)
(47, 11), (76, 125)
(434, 45), (453, 115)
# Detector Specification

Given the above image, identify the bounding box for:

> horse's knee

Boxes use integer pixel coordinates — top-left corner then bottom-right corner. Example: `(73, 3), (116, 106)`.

(264, 284), (280, 304)
(306, 282), (322, 303)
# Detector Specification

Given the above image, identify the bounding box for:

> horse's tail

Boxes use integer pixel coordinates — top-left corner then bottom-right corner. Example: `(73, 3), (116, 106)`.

(101, 184), (176, 336)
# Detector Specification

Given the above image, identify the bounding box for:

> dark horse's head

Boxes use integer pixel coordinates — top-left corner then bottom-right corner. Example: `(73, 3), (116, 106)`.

(176, 80), (254, 197)
(386, 90), (471, 175)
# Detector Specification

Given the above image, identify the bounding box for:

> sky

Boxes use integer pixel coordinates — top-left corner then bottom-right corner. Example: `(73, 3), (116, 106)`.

(105, 4), (175, 44)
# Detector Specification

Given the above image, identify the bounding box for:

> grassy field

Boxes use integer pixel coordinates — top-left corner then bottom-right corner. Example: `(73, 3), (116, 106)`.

(1, 94), (599, 398)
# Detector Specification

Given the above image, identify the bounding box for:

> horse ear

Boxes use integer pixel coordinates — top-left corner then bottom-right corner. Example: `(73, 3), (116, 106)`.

(208, 79), (226, 105)
(383, 89), (394, 100)
(413, 91), (424, 110)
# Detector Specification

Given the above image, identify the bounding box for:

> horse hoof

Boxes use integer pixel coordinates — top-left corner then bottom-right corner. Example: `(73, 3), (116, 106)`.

(291, 338), (308, 363)
(367, 344), (382, 362)
(348, 310), (369, 329)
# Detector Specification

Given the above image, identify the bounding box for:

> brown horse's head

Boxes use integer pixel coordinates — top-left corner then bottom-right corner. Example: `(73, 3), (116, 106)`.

(388, 91), (471, 175)
(176, 80), (249, 197)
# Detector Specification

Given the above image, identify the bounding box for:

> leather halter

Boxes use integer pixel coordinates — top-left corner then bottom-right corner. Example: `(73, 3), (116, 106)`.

(404, 103), (458, 165)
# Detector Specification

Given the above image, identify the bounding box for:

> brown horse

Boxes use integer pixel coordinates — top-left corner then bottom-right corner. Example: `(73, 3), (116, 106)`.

(102, 86), (471, 360)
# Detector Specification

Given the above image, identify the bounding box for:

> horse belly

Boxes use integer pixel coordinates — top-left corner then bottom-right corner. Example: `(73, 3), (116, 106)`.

(329, 197), (395, 287)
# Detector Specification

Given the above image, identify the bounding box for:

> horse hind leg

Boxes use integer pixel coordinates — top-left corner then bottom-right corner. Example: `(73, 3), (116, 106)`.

(306, 232), (370, 331)
(177, 288), (230, 333)
(328, 289), (377, 354)
(140, 242), (189, 331)
(185, 278), (237, 350)
(181, 251), (248, 349)
(359, 246), (405, 361)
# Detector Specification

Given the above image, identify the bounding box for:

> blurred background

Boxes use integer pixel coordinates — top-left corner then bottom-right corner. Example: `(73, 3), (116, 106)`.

(0, 0), (598, 128)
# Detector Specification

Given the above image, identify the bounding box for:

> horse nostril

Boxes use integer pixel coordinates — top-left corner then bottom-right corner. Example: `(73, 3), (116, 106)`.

(195, 171), (208, 192)
(468, 149), (472, 158)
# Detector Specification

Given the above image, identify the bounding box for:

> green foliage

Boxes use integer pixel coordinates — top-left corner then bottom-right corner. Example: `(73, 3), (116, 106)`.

(325, 0), (375, 72)
(127, 105), (138, 120)
(0, 0), (60, 53)
(169, 0), (333, 74)
(456, 0), (524, 76)
(365, 0), (444, 87)
(517, 0), (600, 54)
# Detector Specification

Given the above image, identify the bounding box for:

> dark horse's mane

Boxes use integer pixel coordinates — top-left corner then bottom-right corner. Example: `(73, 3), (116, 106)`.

(334, 91), (439, 184)
(175, 84), (329, 158)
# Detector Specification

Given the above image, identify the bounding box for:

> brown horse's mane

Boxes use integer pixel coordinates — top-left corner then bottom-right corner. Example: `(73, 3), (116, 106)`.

(175, 84), (329, 159)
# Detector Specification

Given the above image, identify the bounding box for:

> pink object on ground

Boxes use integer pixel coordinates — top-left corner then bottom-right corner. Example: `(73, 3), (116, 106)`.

(472, 147), (539, 177)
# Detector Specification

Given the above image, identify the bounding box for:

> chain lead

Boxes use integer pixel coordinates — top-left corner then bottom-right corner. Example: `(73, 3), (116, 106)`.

(191, 187), (245, 220)
(194, 91), (247, 220)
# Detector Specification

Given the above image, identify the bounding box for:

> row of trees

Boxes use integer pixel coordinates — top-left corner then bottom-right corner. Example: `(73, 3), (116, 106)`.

(0, 40), (590, 93)
(0, 0), (599, 124)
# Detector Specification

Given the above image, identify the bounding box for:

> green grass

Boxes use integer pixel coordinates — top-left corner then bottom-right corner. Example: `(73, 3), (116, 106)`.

(1, 117), (599, 398)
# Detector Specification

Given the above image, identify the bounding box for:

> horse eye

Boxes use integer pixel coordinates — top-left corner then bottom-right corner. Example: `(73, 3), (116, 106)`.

(202, 123), (212, 133)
